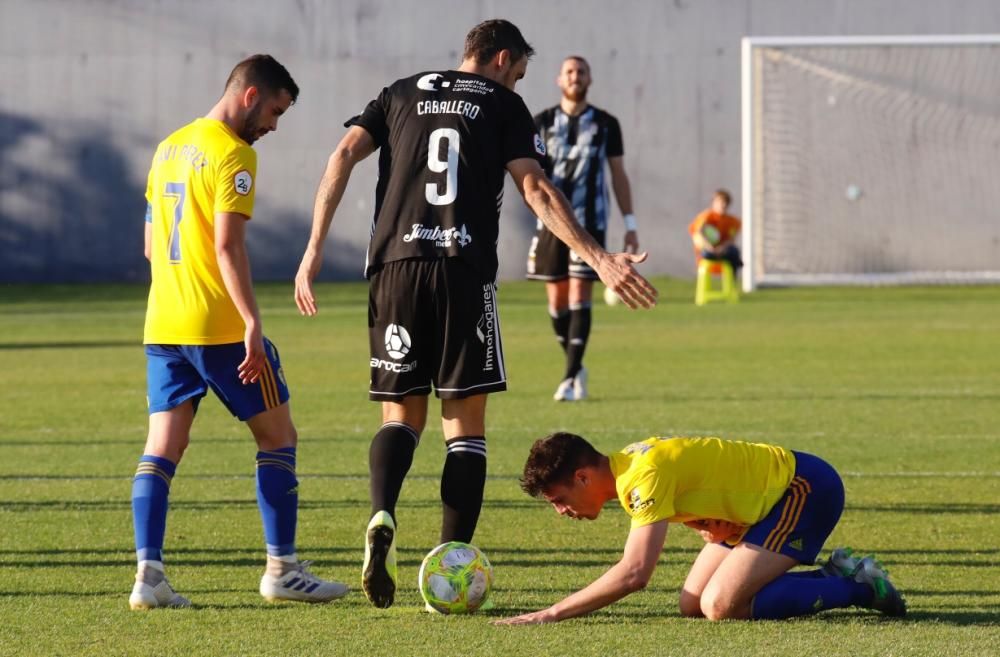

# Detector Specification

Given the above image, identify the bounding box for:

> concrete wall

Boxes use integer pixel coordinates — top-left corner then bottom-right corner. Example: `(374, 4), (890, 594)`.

(3, 0), (1000, 282)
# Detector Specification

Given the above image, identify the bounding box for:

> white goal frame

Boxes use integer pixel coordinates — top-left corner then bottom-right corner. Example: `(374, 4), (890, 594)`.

(741, 34), (1000, 292)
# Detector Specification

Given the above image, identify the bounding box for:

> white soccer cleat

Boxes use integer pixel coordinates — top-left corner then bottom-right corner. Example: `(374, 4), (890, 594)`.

(820, 547), (861, 577)
(129, 577), (191, 610)
(572, 368), (588, 401)
(553, 378), (575, 401)
(853, 556), (907, 617)
(260, 560), (349, 603)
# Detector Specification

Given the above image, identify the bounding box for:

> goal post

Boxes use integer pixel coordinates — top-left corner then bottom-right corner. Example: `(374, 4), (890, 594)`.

(741, 34), (1000, 291)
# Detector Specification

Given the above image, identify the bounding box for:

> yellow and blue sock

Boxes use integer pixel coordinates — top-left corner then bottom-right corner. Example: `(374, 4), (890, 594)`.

(751, 573), (873, 619)
(256, 448), (298, 557)
(131, 455), (176, 564)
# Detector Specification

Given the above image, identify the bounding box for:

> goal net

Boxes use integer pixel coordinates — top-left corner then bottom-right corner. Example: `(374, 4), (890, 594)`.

(741, 35), (1000, 291)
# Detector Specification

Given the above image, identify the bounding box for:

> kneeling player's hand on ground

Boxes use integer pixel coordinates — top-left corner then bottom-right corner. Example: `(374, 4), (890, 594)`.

(492, 608), (558, 626)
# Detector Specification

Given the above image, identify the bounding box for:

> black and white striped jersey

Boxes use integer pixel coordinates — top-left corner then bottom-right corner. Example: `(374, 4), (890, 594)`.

(348, 70), (545, 282)
(534, 105), (624, 232)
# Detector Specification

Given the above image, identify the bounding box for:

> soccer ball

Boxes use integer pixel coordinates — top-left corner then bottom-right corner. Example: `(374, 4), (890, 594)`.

(603, 285), (621, 306)
(418, 541), (493, 614)
(384, 323), (411, 360)
(700, 223), (722, 246)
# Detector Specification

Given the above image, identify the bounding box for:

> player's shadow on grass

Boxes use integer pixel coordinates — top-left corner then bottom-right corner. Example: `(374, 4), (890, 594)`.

(901, 610), (999, 626)
(655, 391), (1000, 402)
(0, 435), (367, 448)
(0, 340), (139, 350)
(0, 497), (539, 511)
(847, 502), (1000, 514)
(0, 546), (361, 557)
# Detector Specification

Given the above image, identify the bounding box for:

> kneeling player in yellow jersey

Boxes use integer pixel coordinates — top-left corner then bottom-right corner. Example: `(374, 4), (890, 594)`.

(131, 55), (346, 609)
(494, 433), (906, 624)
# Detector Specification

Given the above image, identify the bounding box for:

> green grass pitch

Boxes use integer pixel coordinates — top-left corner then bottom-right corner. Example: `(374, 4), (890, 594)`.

(1, 279), (998, 656)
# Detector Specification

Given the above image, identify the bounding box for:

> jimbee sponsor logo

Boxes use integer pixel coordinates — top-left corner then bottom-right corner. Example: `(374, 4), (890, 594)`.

(402, 224), (472, 248)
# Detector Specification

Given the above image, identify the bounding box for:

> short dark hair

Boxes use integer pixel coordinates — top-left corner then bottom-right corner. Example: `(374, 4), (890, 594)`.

(714, 189), (732, 207)
(563, 55), (591, 72)
(520, 432), (603, 498)
(225, 54), (299, 103)
(463, 19), (535, 65)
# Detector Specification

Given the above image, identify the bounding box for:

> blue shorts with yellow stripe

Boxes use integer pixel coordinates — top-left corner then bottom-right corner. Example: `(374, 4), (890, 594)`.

(145, 338), (289, 421)
(733, 451), (845, 564)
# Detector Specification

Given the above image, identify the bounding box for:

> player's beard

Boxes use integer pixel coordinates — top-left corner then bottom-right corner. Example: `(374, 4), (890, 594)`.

(239, 102), (264, 145)
(562, 85), (588, 103)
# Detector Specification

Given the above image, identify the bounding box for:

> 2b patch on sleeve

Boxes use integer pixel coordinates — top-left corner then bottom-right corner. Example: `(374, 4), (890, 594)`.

(533, 133), (546, 157)
(233, 170), (253, 196)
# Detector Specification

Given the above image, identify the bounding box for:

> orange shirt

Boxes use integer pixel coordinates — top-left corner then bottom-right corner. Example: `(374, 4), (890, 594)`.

(689, 210), (741, 248)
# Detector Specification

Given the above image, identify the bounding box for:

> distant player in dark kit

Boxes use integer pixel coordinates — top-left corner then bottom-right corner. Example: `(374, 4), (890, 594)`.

(294, 19), (658, 608)
(526, 56), (640, 401)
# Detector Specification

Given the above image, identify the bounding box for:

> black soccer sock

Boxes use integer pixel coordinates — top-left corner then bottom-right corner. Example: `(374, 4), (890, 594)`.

(440, 436), (487, 543)
(549, 306), (571, 353)
(369, 422), (420, 520)
(564, 303), (592, 380)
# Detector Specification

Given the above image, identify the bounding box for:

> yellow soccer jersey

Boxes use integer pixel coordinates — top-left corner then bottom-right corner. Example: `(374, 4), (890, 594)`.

(608, 437), (796, 529)
(143, 118), (257, 345)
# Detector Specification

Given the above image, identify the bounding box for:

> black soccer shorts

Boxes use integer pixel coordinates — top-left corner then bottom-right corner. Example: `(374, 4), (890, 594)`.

(368, 258), (507, 401)
(525, 222), (605, 281)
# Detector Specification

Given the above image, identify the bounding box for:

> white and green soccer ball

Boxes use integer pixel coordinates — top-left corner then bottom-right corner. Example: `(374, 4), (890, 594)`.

(418, 541), (493, 614)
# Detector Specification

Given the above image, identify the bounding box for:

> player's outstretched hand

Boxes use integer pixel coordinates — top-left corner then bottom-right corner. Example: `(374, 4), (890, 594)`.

(294, 250), (322, 316)
(238, 323), (266, 385)
(492, 608), (558, 626)
(597, 251), (658, 309)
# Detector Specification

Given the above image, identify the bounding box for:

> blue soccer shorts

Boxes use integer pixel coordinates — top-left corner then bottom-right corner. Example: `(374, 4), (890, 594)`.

(145, 338), (290, 421)
(725, 451), (845, 565)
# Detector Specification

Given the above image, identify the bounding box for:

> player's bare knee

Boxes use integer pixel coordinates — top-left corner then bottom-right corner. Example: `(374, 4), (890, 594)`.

(678, 591), (704, 618)
(144, 433), (189, 463)
(700, 592), (739, 621)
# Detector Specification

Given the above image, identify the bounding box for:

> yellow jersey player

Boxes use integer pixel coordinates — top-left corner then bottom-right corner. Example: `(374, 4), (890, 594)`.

(131, 55), (347, 610)
(495, 432), (906, 624)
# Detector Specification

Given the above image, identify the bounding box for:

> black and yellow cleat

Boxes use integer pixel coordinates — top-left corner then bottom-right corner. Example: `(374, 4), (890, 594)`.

(362, 510), (397, 608)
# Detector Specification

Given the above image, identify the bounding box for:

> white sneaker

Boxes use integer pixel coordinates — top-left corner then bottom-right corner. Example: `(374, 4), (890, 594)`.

(260, 560), (348, 603)
(572, 368), (588, 401)
(553, 378), (575, 401)
(129, 576), (191, 610)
